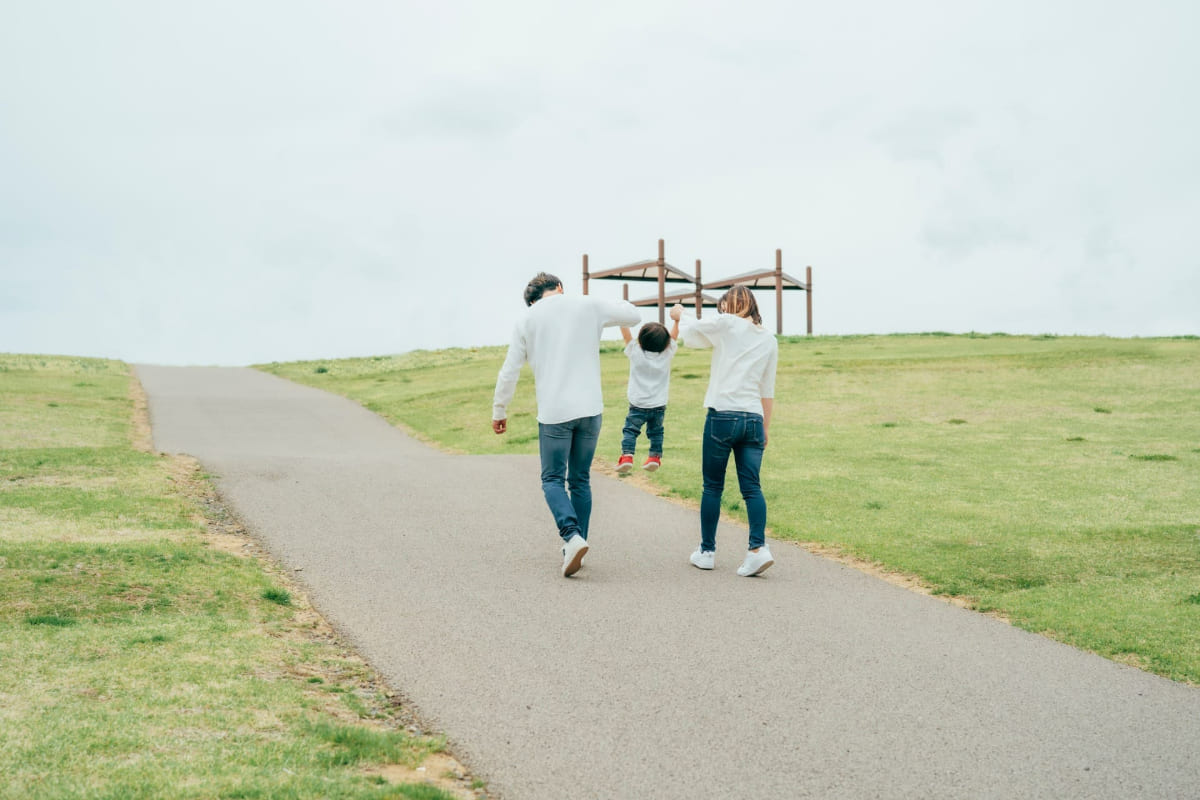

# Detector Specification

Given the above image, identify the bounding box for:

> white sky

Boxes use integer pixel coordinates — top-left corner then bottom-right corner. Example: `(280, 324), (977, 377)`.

(2, 1), (1197, 365)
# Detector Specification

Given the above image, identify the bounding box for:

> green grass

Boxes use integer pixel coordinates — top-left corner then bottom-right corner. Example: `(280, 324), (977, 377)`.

(262, 586), (293, 606)
(0, 354), (466, 800)
(261, 334), (1200, 684)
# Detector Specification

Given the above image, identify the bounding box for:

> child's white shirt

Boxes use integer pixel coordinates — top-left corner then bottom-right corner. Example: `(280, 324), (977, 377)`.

(625, 339), (677, 408)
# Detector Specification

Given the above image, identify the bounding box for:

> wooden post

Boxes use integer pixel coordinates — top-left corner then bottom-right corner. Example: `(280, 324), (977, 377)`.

(657, 238), (666, 324)
(694, 259), (703, 319)
(806, 265), (813, 336)
(582, 254), (589, 296)
(623, 282), (629, 301)
(775, 249), (784, 335)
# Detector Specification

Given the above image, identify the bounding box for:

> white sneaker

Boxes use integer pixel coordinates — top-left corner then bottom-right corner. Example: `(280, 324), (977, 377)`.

(689, 547), (715, 570)
(562, 534), (589, 577)
(737, 547), (774, 577)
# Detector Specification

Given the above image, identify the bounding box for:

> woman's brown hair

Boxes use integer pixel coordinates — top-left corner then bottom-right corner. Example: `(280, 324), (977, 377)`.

(718, 285), (762, 326)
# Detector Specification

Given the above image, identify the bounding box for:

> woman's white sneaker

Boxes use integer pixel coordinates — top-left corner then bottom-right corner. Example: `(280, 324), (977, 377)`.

(737, 547), (774, 577)
(562, 534), (589, 577)
(689, 548), (715, 570)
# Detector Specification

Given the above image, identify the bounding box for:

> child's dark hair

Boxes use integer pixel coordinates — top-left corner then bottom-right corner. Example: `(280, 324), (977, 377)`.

(524, 272), (562, 306)
(637, 322), (671, 353)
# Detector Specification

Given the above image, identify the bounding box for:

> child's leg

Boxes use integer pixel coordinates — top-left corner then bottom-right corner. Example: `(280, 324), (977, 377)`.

(646, 406), (666, 457)
(620, 406), (646, 455)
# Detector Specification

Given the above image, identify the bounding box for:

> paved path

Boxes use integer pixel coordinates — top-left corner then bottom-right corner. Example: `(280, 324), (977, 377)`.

(137, 365), (1200, 800)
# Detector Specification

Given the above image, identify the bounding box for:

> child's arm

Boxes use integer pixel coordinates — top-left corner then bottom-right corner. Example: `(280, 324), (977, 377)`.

(620, 326), (633, 344)
(668, 306), (681, 340)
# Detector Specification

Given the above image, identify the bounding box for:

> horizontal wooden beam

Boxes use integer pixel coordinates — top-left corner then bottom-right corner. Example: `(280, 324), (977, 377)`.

(702, 269), (808, 290)
(596, 274), (695, 283)
(631, 291), (721, 307)
(587, 260), (695, 282)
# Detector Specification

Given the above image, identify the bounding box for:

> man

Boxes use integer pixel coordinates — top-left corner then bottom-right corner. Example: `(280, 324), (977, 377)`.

(492, 272), (641, 577)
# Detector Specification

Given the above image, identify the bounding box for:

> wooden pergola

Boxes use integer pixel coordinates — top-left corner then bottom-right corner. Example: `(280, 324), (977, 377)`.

(582, 239), (813, 334)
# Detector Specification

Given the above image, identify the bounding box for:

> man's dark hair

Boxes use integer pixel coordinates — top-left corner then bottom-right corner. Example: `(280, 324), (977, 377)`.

(524, 272), (562, 306)
(637, 322), (671, 353)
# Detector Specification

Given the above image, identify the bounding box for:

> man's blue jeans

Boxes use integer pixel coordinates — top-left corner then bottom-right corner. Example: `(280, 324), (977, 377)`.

(620, 404), (666, 457)
(700, 409), (767, 552)
(538, 414), (602, 542)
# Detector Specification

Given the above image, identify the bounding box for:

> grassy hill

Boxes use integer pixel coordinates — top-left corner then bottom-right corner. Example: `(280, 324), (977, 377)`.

(0, 354), (472, 799)
(261, 334), (1200, 684)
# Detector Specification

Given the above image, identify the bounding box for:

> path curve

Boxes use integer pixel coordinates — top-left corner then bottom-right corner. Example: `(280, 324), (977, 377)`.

(137, 365), (1200, 800)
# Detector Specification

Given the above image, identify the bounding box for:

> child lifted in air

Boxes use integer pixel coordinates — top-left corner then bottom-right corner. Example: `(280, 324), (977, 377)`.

(616, 315), (680, 473)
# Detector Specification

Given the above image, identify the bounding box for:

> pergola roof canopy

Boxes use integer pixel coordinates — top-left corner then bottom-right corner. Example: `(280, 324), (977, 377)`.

(701, 268), (809, 291)
(587, 259), (696, 283)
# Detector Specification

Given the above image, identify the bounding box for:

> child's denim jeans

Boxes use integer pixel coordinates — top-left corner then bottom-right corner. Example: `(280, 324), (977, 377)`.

(620, 404), (666, 457)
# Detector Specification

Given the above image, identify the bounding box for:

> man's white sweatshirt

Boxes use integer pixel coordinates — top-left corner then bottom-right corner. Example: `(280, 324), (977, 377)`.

(493, 293), (641, 425)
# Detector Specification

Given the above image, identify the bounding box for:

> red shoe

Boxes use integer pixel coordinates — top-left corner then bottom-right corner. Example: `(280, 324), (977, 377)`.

(642, 455), (661, 472)
(616, 454), (634, 474)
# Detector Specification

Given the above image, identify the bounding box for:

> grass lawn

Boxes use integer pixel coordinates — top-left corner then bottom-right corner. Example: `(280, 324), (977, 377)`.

(0, 354), (478, 800)
(261, 333), (1200, 685)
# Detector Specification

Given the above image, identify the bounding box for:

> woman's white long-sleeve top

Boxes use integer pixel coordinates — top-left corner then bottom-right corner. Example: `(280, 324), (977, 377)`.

(680, 313), (778, 414)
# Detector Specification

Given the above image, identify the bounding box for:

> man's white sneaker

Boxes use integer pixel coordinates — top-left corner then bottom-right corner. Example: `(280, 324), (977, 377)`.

(562, 534), (589, 577)
(689, 547), (715, 570)
(737, 547), (774, 577)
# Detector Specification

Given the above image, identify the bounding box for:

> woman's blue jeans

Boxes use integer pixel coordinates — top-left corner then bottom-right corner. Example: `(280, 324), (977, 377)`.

(538, 414), (602, 542)
(700, 409), (767, 552)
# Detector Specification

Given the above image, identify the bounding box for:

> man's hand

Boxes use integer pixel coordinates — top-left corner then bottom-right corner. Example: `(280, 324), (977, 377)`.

(669, 304), (683, 321)
(492, 418), (507, 435)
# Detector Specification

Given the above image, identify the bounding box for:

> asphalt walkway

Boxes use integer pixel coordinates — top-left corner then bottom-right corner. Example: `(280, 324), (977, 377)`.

(137, 365), (1200, 799)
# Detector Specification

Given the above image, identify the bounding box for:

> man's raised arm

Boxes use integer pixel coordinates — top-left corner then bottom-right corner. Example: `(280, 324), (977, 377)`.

(599, 298), (641, 329)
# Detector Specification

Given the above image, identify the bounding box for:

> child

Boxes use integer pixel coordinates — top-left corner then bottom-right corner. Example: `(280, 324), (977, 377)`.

(616, 315), (679, 474)
(673, 288), (778, 577)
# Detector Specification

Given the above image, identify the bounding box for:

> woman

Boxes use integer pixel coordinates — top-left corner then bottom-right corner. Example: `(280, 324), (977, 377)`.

(672, 286), (779, 576)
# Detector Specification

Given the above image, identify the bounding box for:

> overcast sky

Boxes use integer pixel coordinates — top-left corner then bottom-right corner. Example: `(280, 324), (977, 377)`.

(2, 1), (1197, 365)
